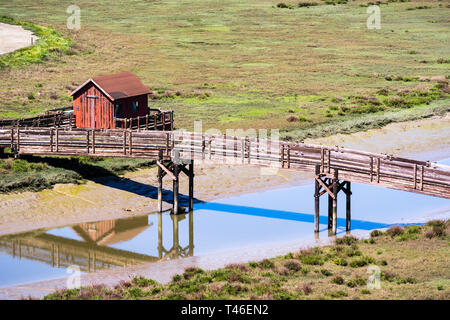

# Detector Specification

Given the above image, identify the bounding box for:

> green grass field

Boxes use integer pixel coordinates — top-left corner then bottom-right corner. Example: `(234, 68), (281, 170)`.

(0, 0), (448, 192)
(0, 0), (448, 135)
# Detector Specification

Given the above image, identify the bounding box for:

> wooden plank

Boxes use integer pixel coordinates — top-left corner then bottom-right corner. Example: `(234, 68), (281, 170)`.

(156, 160), (176, 181)
(377, 157), (380, 183)
(315, 176), (335, 199)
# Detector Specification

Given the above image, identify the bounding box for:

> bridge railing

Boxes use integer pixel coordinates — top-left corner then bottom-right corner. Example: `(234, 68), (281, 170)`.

(0, 110), (74, 129)
(0, 128), (449, 198)
(171, 131), (450, 198)
(115, 110), (173, 131)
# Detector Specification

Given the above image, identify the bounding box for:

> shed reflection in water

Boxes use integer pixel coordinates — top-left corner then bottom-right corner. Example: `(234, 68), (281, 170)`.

(0, 212), (193, 275)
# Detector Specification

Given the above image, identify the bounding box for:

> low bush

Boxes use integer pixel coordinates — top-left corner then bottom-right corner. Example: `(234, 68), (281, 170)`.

(387, 226), (404, 237)
(331, 276), (344, 285)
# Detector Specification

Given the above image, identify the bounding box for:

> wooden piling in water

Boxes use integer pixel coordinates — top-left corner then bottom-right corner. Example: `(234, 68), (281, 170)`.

(158, 149), (163, 212)
(314, 165), (320, 233)
(188, 160), (194, 212)
(346, 181), (351, 232)
(332, 170), (338, 235)
(173, 162), (179, 215)
(328, 187), (333, 230)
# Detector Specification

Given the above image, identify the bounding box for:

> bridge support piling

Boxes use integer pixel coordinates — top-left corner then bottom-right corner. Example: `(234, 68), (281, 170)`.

(314, 168), (351, 235)
(332, 170), (338, 235)
(158, 150), (163, 212)
(158, 212), (163, 259)
(328, 191), (333, 230)
(314, 165), (320, 233)
(346, 182), (351, 231)
(173, 163), (179, 215)
(188, 161), (194, 212)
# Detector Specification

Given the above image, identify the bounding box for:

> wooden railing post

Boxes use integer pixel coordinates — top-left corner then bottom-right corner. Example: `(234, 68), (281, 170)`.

(86, 130), (90, 154)
(346, 181), (351, 232)
(123, 130), (127, 155)
(92, 130), (96, 154)
(50, 128), (54, 152)
(56, 128), (59, 152)
(157, 149), (163, 212)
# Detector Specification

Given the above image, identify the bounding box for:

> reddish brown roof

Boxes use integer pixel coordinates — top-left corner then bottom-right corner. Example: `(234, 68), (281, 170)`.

(70, 72), (152, 101)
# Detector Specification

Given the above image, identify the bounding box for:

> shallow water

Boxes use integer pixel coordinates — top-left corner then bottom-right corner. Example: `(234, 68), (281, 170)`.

(0, 158), (448, 288)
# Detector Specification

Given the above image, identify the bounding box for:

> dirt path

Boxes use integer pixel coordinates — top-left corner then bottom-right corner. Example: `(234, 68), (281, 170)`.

(0, 22), (39, 55)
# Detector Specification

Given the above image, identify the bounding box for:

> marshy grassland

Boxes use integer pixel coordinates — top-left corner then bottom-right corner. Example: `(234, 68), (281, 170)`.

(42, 220), (450, 300)
(0, 147), (155, 193)
(0, 0), (449, 191)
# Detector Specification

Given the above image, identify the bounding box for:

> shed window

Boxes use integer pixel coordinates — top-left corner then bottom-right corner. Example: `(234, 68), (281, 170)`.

(76, 105), (80, 111)
(115, 104), (122, 118)
(132, 101), (138, 113)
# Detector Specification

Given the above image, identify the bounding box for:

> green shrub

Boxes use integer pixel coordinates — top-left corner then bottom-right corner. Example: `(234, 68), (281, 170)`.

(277, 2), (294, 9)
(260, 259), (275, 269)
(335, 235), (358, 246)
(379, 260), (388, 266)
(350, 256), (375, 268)
(333, 257), (348, 266)
(328, 290), (348, 298)
(387, 226), (404, 237)
(300, 267), (310, 275)
(426, 220), (446, 228)
(298, 2), (319, 7)
(405, 225), (421, 234)
(370, 230), (384, 237)
(126, 287), (145, 299)
(300, 254), (324, 265)
(381, 271), (396, 282)
(320, 269), (332, 277)
(331, 276), (344, 285)
(284, 260), (302, 272)
(396, 233), (419, 241)
(354, 277), (366, 286)
(131, 276), (160, 288)
(396, 277), (417, 284)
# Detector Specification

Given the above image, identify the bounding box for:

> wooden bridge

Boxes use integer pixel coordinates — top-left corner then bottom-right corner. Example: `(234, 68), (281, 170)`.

(1, 127), (449, 235)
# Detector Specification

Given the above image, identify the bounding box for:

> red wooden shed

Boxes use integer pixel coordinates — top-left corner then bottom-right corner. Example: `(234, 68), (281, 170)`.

(70, 72), (152, 129)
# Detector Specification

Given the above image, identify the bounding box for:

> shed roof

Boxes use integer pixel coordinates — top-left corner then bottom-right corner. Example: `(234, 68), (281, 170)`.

(70, 72), (152, 101)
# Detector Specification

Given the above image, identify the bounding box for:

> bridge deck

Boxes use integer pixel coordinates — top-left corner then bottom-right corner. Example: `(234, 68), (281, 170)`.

(1, 128), (449, 199)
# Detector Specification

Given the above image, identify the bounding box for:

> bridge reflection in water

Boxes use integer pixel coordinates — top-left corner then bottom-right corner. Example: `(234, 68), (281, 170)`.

(0, 212), (194, 273)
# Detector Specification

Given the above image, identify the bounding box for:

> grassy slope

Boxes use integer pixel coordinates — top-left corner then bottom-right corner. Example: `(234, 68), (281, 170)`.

(0, 16), (73, 70)
(42, 221), (450, 300)
(0, 0), (449, 192)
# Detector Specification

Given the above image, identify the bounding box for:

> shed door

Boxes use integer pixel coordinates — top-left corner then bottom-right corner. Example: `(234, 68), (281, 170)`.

(87, 93), (98, 128)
